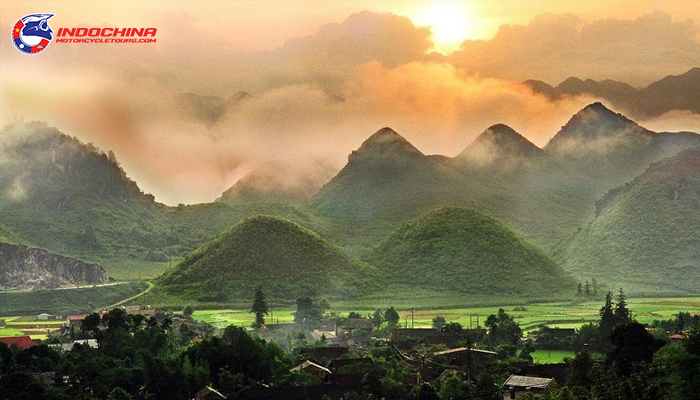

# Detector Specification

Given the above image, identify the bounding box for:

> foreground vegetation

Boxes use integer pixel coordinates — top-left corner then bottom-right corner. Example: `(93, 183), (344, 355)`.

(1, 292), (699, 400)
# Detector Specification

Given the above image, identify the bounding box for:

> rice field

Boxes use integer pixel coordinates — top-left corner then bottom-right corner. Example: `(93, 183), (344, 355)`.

(190, 296), (700, 332)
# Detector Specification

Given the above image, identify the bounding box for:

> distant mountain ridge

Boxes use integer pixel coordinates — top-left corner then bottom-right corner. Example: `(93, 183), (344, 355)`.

(524, 67), (700, 118)
(555, 146), (700, 294)
(3, 101), (700, 300)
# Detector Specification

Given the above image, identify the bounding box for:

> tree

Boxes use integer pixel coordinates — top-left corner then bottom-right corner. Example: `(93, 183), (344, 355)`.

(432, 315), (446, 330)
(82, 313), (101, 334)
(485, 308), (522, 346)
(599, 291), (615, 348)
(182, 305), (194, 318)
(294, 297), (321, 328)
(250, 285), (268, 329)
(584, 280), (591, 296)
(372, 309), (384, 325)
(614, 288), (630, 326)
(384, 307), (400, 327)
(608, 321), (663, 376)
(102, 308), (128, 331)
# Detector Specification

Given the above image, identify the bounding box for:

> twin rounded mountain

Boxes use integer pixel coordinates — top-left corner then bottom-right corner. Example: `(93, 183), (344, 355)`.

(160, 207), (576, 301)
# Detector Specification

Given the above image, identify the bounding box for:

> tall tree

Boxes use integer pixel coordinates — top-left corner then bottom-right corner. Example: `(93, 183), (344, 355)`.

(250, 285), (268, 329)
(614, 288), (631, 325)
(294, 297), (321, 328)
(599, 291), (615, 347)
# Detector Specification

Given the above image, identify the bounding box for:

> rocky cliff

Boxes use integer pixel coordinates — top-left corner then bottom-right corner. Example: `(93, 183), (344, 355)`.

(0, 243), (109, 290)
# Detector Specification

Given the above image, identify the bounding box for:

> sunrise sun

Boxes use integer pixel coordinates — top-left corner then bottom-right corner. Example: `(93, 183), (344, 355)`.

(409, 2), (477, 54)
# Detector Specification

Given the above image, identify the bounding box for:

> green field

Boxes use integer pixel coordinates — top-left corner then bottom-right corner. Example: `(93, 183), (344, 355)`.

(0, 282), (149, 316)
(531, 350), (577, 364)
(189, 296), (700, 333)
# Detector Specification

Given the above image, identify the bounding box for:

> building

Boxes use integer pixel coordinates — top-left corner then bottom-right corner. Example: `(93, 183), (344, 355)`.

(193, 386), (227, 399)
(290, 360), (332, 379)
(502, 375), (554, 399)
(36, 313), (53, 321)
(64, 314), (86, 330)
(49, 339), (98, 352)
(0, 335), (37, 350)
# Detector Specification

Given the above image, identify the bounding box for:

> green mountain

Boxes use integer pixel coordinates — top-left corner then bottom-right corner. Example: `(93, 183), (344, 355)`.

(454, 124), (543, 169)
(0, 222), (22, 245)
(160, 215), (378, 301)
(365, 207), (576, 297)
(0, 122), (326, 269)
(554, 147), (700, 294)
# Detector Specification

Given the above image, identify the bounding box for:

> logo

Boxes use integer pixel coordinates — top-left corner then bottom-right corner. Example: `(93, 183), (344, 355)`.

(12, 13), (55, 54)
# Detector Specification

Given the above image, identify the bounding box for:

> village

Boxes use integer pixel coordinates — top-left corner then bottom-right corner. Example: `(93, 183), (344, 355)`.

(1, 291), (698, 400)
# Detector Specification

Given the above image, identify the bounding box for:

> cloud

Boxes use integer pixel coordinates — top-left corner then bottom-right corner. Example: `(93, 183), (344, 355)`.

(452, 11), (700, 86)
(1, 10), (697, 205)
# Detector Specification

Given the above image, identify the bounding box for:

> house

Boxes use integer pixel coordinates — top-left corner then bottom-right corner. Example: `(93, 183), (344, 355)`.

(669, 333), (687, 342)
(502, 375), (554, 399)
(520, 364), (569, 384)
(290, 360), (333, 379)
(392, 328), (440, 343)
(300, 346), (348, 364)
(328, 358), (374, 390)
(49, 339), (98, 352)
(0, 335), (37, 350)
(194, 385), (227, 400)
(64, 314), (86, 330)
(345, 318), (374, 331)
(540, 326), (576, 341)
(125, 305), (157, 317)
(36, 313), (53, 321)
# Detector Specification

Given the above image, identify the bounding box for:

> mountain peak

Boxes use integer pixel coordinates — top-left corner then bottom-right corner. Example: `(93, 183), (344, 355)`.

(456, 124), (542, 165)
(351, 127), (424, 160)
(545, 103), (644, 152)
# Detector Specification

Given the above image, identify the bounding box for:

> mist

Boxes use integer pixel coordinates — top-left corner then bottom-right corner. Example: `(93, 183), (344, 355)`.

(1, 10), (699, 205)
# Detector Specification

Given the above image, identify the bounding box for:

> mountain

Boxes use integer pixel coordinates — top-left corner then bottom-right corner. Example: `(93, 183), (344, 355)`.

(0, 223), (22, 245)
(455, 124), (543, 168)
(159, 215), (378, 301)
(0, 121), (165, 260)
(312, 110), (700, 253)
(0, 243), (109, 290)
(544, 102), (648, 154)
(364, 207), (576, 297)
(524, 67), (700, 119)
(554, 147), (700, 294)
(311, 127), (475, 221)
(217, 161), (334, 205)
(636, 67), (700, 117)
(0, 122), (325, 270)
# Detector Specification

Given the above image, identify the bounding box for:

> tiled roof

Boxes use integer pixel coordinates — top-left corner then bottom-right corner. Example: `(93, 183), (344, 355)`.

(504, 374), (553, 389)
(0, 335), (37, 350)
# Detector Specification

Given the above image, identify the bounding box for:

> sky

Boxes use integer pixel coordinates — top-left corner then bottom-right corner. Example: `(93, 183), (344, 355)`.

(2, 0), (700, 205)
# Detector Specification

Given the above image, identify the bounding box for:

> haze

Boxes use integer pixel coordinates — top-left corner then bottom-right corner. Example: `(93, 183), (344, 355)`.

(1, 0), (700, 205)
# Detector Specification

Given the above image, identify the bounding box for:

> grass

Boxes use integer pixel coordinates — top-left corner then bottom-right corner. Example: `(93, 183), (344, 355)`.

(0, 327), (24, 336)
(531, 350), (577, 364)
(101, 259), (175, 281)
(0, 282), (148, 316)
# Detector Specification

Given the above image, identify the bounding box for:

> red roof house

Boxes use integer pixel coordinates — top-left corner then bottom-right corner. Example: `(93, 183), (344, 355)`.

(0, 335), (37, 350)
